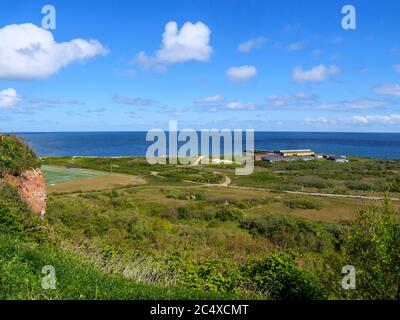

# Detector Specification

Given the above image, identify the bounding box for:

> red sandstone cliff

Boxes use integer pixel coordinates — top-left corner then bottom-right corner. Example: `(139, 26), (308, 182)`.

(4, 168), (47, 217)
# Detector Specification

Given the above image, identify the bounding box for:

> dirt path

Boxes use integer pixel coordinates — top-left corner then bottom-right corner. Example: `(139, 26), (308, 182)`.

(184, 175), (400, 202)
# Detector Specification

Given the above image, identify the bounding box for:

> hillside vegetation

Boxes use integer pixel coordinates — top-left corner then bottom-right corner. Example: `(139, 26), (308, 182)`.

(1, 137), (400, 299)
(0, 135), (40, 176)
(0, 137), (245, 299)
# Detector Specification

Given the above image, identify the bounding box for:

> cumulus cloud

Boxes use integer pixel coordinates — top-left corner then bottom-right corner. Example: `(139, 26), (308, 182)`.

(293, 64), (340, 83)
(0, 23), (108, 80)
(135, 21), (212, 71)
(0, 88), (21, 108)
(237, 37), (266, 53)
(194, 93), (224, 104)
(225, 102), (257, 110)
(226, 65), (257, 83)
(112, 95), (159, 106)
(286, 41), (306, 51)
(374, 84), (400, 96)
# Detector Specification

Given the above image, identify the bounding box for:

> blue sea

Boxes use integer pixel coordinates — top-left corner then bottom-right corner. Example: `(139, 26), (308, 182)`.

(12, 132), (400, 160)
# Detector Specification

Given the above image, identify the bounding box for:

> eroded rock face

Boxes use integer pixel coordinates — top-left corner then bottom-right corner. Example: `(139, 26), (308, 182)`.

(4, 168), (47, 217)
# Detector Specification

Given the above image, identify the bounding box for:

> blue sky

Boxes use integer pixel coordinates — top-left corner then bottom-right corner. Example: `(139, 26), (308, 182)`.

(1, 0), (400, 132)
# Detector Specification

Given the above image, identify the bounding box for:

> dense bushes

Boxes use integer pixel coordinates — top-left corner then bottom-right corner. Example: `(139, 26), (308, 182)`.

(345, 180), (374, 191)
(216, 207), (245, 222)
(242, 251), (323, 299)
(0, 135), (40, 176)
(240, 214), (335, 252)
(284, 197), (322, 210)
(169, 251), (323, 299)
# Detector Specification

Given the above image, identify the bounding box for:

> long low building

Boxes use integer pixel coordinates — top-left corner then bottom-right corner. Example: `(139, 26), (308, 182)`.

(278, 149), (315, 157)
(261, 154), (316, 163)
(253, 148), (348, 163)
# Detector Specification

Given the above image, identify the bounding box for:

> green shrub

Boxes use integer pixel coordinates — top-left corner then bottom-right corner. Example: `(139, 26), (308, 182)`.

(284, 197), (322, 210)
(242, 251), (323, 299)
(240, 214), (334, 252)
(216, 207), (244, 222)
(345, 180), (374, 191)
(0, 135), (40, 176)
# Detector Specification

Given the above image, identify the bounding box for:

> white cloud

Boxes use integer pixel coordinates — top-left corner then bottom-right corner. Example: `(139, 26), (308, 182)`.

(351, 114), (400, 125)
(267, 92), (388, 111)
(394, 64), (400, 73)
(135, 51), (166, 73)
(226, 65), (257, 83)
(237, 37), (266, 53)
(310, 99), (389, 111)
(225, 102), (256, 110)
(194, 94), (224, 104)
(286, 41), (306, 51)
(0, 23), (108, 80)
(0, 88), (21, 108)
(135, 21), (212, 71)
(293, 64), (340, 83)
(338, 99), (389, 110)
(304, 114), (400, 127)
(374, 84), (400, 96)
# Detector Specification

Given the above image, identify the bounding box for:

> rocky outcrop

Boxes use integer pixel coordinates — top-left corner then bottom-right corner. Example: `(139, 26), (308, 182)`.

(4, 168), (47, 217)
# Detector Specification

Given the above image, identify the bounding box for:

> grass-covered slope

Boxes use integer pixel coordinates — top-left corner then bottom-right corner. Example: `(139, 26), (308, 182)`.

(0, 181), (246, 300)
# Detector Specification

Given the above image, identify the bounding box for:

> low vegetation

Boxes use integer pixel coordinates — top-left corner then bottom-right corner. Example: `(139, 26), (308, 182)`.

(1, 138), (400, 299)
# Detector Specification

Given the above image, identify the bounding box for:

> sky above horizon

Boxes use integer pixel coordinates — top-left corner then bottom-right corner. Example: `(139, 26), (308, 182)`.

(1, 0), (400, 132)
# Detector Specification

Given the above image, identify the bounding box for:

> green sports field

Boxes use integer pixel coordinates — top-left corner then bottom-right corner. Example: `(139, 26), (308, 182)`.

(41, 165), (105, 185)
